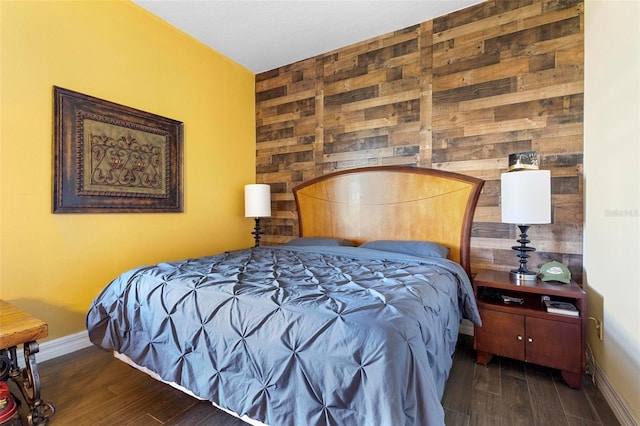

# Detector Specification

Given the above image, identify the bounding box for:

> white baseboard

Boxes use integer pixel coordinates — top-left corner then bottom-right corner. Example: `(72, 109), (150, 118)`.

(15, 330), (93, 367)
(459, 319), (474, 336)
(595, 361), (639, 426)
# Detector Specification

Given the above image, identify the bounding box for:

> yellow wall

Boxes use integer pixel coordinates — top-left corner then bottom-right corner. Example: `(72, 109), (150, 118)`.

(0, 1), (256, 339)
(584, 0), (640, 421)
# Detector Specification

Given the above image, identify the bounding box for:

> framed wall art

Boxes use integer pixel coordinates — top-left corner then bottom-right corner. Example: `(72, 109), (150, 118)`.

(53, 86), (183, 213)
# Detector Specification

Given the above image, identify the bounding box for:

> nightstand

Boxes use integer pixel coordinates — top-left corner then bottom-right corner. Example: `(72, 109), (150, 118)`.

(473, 270), (586, 389)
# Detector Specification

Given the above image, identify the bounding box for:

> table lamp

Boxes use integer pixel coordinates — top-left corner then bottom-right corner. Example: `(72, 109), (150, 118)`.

(244, 184), (271, 247)
(501, 169), (551, 281)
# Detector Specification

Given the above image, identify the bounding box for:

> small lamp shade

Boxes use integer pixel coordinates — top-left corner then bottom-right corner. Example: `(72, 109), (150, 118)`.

(244, 184), (271, 218)
(501, 170), (551, 225)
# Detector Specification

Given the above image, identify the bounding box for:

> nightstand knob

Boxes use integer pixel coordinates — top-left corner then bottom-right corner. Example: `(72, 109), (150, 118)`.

(528, 337), (533, 343)
(517, 335), (523, 341)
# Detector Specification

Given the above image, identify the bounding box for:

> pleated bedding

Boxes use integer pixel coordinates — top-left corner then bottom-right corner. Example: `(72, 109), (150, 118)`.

(87, 245), (481, 426)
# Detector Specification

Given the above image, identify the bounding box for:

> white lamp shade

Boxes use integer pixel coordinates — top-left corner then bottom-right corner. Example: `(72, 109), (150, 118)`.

(244, 184), (271, 218)
(501, 170), (551, 224)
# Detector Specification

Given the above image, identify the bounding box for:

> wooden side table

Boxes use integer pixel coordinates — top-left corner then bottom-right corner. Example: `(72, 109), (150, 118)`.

(0, 300), (55, 425)
(472, 270), (586, 389)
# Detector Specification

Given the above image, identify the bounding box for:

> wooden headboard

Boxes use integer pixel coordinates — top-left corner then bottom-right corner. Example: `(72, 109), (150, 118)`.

(293, 166), (484, 276)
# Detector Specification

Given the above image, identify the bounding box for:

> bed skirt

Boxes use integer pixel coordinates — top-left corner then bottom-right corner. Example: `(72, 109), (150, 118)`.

(113, 351), (268, 426)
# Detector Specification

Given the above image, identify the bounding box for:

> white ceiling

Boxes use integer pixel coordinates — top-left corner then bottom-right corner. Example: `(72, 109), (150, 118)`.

(133, 0), (484, 73)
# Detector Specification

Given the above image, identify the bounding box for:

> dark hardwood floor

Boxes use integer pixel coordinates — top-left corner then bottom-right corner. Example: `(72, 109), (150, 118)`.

(10, 335), (619, 425)
(442, 336), (619, 426)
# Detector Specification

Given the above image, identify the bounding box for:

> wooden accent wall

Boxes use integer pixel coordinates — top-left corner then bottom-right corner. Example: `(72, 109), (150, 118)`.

(255, 0), (584, 281)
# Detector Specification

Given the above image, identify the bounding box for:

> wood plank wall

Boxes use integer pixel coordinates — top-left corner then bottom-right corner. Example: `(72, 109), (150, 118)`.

(255, 0), (584, 281)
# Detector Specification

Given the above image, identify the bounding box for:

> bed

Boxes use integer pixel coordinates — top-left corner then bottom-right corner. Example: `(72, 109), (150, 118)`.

(86, 165), (484, 426)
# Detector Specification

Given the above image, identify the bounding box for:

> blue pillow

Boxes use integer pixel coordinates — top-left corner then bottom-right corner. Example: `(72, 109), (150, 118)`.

(359, 240), (450, 258)
(285, 237), (356, 247)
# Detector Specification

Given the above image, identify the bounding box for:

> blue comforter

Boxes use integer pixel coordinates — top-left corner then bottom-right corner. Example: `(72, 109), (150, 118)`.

(86, 246), (481, 426)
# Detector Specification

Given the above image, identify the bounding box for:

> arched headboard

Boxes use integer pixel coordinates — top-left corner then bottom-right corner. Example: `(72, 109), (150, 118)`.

(293, 166), (484, 277)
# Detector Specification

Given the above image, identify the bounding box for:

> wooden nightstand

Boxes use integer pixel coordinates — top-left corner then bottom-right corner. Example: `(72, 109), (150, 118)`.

(473, 270), (586, 389)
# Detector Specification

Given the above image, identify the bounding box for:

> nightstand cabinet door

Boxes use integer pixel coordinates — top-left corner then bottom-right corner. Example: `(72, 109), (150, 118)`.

(525, 316), (581, 373)
(475, 309), (525, 361)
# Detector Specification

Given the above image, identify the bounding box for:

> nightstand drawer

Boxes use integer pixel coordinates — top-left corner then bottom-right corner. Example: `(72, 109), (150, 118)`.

(476, 309), (525, 360)
(526, 316), (581, 372)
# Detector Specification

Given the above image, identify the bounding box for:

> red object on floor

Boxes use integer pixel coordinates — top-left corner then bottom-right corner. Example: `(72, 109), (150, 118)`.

(0, 381), (17, 424)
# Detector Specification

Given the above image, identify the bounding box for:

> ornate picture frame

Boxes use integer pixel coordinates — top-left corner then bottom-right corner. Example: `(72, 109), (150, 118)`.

(53, 87), (183, 213)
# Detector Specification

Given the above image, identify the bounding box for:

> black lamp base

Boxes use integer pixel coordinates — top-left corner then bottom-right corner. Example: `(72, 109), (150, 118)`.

(510, 224), (537, 282)
(251, 217), (263, 247)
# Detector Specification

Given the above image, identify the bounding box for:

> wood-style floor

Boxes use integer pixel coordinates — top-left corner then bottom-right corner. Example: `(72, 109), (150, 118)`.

(11, 335), (619, 425)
